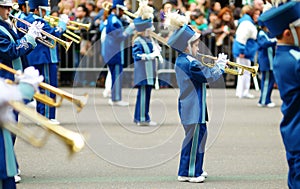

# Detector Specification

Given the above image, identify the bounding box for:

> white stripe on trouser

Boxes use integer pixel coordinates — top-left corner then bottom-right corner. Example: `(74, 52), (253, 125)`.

(261, 71), (270, 105)
(236, 57), (251, 97)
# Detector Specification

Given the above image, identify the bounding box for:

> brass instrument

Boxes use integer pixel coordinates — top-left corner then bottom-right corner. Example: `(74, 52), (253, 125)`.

(46, 15), (91, 31)
(43, 15), (81, 44)
(101, 1), (169, 46)
(197, 53), (259, 77)
(9, 13), (73, 51)
(0, 63), (89, 113)
(3, 100), (85, 153)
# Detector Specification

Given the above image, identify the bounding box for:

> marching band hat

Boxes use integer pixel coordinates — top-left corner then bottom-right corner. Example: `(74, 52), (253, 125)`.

(0, 0), (13, 7)
(28, 0), (48, 10)
(133, 17), (153, 32)
(258, 0), (300, 37)
(167, 24), (200, 52)
(112, 0), (126, 9)
(18, 0), (26, 5)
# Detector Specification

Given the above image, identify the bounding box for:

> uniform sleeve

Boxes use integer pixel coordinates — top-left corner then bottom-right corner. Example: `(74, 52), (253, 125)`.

(0, 31), (35, 60)
(132, 41), (144, 62)
(257, 31), (277, 49)
(190, 58), (223, 83)
(106, 16), (127, 42)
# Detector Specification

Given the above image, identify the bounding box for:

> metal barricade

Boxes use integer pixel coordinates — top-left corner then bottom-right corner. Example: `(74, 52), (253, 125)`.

(58, 30), (235, 88)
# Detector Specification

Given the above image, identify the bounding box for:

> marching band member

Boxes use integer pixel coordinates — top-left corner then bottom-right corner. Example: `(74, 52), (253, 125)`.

(0, 0), (43, 182)
(232, 5), (260, 99)
(257, 15), (277, 108)
(165, 11), (227, 183)
(258, 1), (300, 188)
(0, 0), (40, 83)
(0, 67), (43, 188)
(132, 1), (162, 126)
(102, 0), (132, 106)
(22, 0), (69, 124)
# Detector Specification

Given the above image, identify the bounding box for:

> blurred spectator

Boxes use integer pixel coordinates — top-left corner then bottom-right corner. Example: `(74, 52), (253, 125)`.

(185, 1), (198, 23)
(86, 0), (97, 18)
(253, 0), (264, 11)
(233, 6), (241, 26)
(195, 0), (210, 21)
(210, 1), (221, 14)
(232, 5), (260, 98)
(207, 10), (218, 29)
(159, 0), (178, 38)
(190, 9), (208, 33)
(213, 7), (235, 55)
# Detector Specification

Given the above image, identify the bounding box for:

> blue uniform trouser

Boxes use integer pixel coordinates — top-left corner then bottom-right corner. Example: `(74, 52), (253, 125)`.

(34, 63), (57, 119)
(178, 123), (207, 177)
(134, 85), (152, 123)
(108, 63), (123, 101)
(0, 177), (16, 189)
(286, 150), (300, 189)
(259, 70), (275, 105)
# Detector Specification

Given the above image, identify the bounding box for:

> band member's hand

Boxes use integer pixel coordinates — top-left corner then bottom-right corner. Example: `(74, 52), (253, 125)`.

(27, 21), (44, 39)
(137, 50), (162, 61)
(15, 67), (44, 91)
(59, 14), (70, 25)
(215, 53), (228, 71)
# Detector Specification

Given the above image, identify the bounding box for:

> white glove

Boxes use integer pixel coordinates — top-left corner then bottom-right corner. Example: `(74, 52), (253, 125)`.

(137, 50), (162, 61)
(15, 67), (44, 91)
(215, 53), (228, 71)
(59, 14), (70, 24)
(27, 21), (44, 39)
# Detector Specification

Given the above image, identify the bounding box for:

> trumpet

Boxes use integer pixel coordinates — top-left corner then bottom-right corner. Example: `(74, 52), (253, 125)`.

(46, 15), (91, 31)
(102, 1), (169, 46)
(9, 13), (73, 51)
(43, 15), (81, 44)
(0, 63), (89, 113)
(197, 53), (259, 77)
(3, 100), (85, 153)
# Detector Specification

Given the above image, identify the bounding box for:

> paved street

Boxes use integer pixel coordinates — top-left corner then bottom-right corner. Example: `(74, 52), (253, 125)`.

(15, 87), (288, 189)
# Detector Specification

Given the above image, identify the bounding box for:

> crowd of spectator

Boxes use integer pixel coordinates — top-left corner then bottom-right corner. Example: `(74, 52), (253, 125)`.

(48, 0), (265, 87)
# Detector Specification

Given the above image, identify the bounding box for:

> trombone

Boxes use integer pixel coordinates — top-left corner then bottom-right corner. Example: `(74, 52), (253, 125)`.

(197, 53), (259, 77)
(0, 63), (89, 113)
(3, 100), (85, 153)
(44, 15), (81, 44)
(9, 13), (73, 51)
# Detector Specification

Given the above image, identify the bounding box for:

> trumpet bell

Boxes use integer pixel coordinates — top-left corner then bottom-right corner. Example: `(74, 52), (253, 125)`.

(7, 100), (85, 153)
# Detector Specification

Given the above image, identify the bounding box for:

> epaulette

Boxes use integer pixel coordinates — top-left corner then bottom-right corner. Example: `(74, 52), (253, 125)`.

(289, 49), (300, 61)
(187, 55), (197, 62)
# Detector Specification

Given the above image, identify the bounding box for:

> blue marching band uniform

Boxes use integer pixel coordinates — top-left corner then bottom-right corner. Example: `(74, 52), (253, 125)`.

(132, 15), (157, 125)
(167, 14), (225, 181)
(0, 1), (42, 186)
(102, 0), (132, 105)
(257, 27), (277, 107)
(259, 1), (300, 188)
(17, 0), (67, 122)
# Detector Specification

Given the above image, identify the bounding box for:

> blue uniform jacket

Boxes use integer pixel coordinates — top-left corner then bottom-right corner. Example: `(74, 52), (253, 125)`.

(0, 20), (34, 80)
(132, 36), (156, 86)
(102, 13), (128, 65)
(232, 14), (258, 61)
(257, 30), (276, 71)
(175, 53), (223, 125)
(273, 45), (300, 151)
(19, 13), (63, 65)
